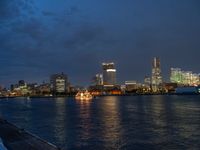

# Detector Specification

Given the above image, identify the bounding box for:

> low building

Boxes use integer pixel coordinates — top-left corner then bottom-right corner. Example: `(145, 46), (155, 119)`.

(35, 83), (51, 96)
(163, 83), (178, 93)
(125, 81), (138, 93)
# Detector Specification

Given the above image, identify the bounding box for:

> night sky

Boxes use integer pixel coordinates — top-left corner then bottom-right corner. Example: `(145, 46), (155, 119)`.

(0, 0), (200, 87)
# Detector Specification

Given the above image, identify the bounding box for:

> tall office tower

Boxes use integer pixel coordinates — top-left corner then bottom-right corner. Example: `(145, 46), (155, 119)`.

(50, 73), (68, 94)
(102, 62), (116, 86)
(151, 57), (162, 92)
(95, 74), (103, 85)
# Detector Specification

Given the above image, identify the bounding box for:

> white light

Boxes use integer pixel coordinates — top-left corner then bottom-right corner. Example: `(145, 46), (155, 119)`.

(102, 62), (114, 65)
(106, 69), (116, 72)
(104, 85), (114, 87)
(125, 81), (136, 85)
(125, 83), (137, 85)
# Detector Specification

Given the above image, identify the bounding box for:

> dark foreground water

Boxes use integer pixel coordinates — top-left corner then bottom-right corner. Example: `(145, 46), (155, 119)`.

(0, 95), (200, 150)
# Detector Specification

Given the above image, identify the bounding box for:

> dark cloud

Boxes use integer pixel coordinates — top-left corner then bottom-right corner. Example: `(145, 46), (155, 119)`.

(42, 11), (56, 17)
(0, 0), (20, 20)
(11, 18), (44, 40)
(0, 0), (35, 21)
(64, 25), (104, 49)
(66, 6), (80, 16)
(0, 0), (200, 86)
(0, 0), (109, 86)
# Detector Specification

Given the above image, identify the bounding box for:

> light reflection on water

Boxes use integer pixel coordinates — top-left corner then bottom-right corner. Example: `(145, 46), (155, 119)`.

(100, 96), (122, 149)
(54, 98), (67, 145)
(76, 99), (93, 147)
(0, 96), (200, 149)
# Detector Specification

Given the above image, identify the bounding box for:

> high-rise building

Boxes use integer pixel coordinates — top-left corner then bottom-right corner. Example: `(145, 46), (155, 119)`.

(50, 73), (69, 94)
(94, 74), (103, 85)
(102, 62), (116, 86)
(151, 57), (162, 92)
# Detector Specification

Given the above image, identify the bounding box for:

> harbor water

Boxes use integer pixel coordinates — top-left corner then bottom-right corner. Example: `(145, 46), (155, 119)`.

(0, 95), (200, 150)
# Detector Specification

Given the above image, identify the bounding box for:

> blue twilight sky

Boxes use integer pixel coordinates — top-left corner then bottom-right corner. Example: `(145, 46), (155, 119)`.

(0, 0), (200, 87)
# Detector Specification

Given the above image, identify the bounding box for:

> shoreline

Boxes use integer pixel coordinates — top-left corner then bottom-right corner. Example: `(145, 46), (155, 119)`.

(0, 93), (200, 99)
(0, 117), (60, 150)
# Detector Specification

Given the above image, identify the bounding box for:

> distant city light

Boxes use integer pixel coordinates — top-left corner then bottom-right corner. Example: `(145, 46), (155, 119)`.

(106, 69), (116, 72)
(170, 68), (200, 86)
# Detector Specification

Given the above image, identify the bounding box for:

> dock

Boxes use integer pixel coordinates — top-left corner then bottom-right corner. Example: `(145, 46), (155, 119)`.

(0, 118), (60, 150)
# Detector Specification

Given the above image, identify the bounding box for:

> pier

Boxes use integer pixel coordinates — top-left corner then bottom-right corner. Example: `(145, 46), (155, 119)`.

(0, 118), (60, 150)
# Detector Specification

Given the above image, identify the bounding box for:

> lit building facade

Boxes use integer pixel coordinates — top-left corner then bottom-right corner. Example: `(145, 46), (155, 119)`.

(170, 68), (182, 84)
(10, 80), (30, 96)
(144, 76), (151, 92)
(151, 57), (163, 92)
(125, 81), (137, 92)
(144, 76), (151, 87)
(50, 73), (69, 94)
(102, 62), (116, 86)
(170, 68), (200, 86)
(94, 74), (103, 85)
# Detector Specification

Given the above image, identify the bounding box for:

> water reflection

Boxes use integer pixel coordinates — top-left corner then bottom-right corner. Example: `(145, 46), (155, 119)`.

(148, 96), (172, 145)
(75, 99), (93, 106)
(54, 98), (67, 145)
(9, 98), (34, 129)
(0, 96), (200, 149)
(149, 96), (168, 129)
(74, 98), (93, 149)
(172, 96), (200, 148)
(100, 96), (122, 149)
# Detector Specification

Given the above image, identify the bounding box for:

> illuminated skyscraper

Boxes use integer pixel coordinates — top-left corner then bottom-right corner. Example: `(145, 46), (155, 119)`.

(94, 74), (103, 85)
(50, 73), (69, 94)
(102, 62), (116, 86)
(151, 57), (162, 92)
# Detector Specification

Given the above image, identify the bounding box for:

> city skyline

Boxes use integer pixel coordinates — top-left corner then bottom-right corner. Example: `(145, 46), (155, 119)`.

(1, 0), (200, 86)
(1, 1), (200, 150)
(1, 58), (200, 88)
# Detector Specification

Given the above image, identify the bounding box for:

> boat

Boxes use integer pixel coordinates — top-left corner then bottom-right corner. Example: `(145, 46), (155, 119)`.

(75, 91), (93, 100)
